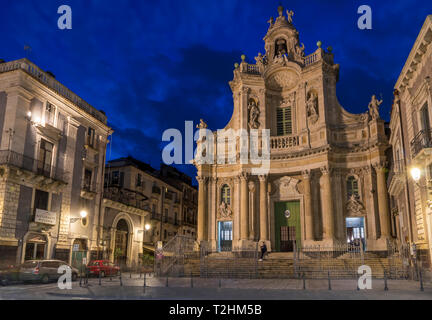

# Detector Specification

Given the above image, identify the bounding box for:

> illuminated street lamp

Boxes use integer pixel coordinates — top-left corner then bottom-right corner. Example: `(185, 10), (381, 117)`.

(80, 210), (88, 218)
(410, 167), (421, 183)
(145, 223), (151, 231)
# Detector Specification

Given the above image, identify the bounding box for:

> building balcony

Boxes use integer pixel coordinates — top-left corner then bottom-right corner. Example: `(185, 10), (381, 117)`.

(0, 149), (69, 183)
(103, 185), (149, 211)
(411, 129), (432, 159)
(270, 134), (300, 151)
(150, 212), (162, 221)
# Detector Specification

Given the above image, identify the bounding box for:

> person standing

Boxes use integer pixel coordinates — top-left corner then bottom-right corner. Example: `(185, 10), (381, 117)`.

(259, 242), (268, 261)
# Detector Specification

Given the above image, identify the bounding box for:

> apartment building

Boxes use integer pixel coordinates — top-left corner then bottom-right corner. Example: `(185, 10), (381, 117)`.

(102, 157), (197, 266)
(0, 58), (112, 268)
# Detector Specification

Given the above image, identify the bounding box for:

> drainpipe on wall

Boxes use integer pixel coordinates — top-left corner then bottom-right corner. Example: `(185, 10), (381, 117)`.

(96, 132), (111, 260)
(395, 90), (414, 243)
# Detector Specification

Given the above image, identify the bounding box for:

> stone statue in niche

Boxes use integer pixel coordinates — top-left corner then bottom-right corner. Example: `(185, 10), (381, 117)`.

(248, 99), (260, 129)
(306, 91), (319, 124)
(368, 95), (382, 120)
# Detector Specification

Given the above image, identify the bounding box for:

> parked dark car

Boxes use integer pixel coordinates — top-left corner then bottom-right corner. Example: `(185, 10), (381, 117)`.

(0, 265), (20, 286)
(19, 260), (78, 284)
(87, 260), (120, 277)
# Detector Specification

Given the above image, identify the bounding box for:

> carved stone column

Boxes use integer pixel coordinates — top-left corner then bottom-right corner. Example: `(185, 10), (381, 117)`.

(209, 177), (218, 245)
(248, 180), (256, 240)
(321, 166), (335, 240)
(240, 173), (249, 240)
(259, 175), (269, 241)
(374, 163), (391, 238)
(302, 170), (314, 241)
(197, 176), (208, 243)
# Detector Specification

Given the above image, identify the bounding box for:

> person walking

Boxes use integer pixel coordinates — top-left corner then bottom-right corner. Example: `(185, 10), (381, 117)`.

(259, 242), (267, 261)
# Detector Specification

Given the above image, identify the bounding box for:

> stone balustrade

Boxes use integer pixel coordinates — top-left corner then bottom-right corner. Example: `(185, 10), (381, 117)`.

(0, 59), (107, 124)
(270, 135), (300, 150)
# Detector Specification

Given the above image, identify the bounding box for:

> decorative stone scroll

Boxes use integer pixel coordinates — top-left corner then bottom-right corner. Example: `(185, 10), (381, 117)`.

(218, 201), (232, 219)
(273, 176), (300, 196)
(346, 195), (366, 217)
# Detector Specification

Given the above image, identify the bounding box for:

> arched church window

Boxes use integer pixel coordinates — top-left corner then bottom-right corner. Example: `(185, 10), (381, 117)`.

(277, 106), (292, 136)
(221, 184), (231, 205)
(347, 176), (359, 199)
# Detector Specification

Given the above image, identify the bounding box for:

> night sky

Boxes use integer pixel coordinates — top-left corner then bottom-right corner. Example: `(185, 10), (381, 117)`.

(1, 0), (431, 184)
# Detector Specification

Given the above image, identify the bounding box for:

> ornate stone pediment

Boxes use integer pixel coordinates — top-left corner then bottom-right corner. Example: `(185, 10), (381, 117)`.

(267, 70), (299, 91)
(273, 176), (300, 196)
(218, 202), (232, 220)
(346, 195), (366, 217)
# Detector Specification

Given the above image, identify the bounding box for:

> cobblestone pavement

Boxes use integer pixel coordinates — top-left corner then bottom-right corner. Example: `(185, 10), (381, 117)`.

(1, 273), (432, 300)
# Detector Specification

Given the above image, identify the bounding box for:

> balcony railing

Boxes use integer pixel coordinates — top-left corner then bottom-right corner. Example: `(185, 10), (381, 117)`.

(103, 185), (148, 210)
(411, 129), (432, 158)
(0, 59), (107, 124)
(0, 150), (69, 182)
(151, 212), (162, 220)
(270, 135), (300, 150)
(387, 159), (406, 188)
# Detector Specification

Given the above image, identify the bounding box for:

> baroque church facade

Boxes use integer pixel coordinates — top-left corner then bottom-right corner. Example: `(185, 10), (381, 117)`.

(194, 6), (393, 253)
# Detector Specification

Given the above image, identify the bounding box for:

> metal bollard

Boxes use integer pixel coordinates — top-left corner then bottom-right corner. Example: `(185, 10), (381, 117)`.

(328, 271), (331, 291)
(384, 271), (388, 291)
(86, 269), (89, 285)
(120, 271), (123, 286)
(357, 275), (360, 291)
(419, 269), (424, 292)
(166, 276), (169, 287)
(219, 278), (221, 288)
(130, 272), (132, 279)
(99, 270), (102, 286)
(191, 272), (193, 288)
(302, 273), (306, 290)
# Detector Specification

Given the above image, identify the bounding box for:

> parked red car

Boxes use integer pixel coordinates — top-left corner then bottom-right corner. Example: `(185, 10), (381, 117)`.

(87, 260), (120, 277)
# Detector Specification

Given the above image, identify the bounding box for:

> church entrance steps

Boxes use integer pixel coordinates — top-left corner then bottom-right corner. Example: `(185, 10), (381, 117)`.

(181, 256), (404, 279)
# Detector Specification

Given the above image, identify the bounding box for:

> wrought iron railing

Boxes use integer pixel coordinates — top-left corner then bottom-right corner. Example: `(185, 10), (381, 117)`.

(0, 149), (69, 182)
(157, 235), (196, 277)
(103, 185), (148, 210)
(411, 129), (432, 158)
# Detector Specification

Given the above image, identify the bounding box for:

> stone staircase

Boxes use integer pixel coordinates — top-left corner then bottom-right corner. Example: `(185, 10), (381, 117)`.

(182, 252), (404, 279)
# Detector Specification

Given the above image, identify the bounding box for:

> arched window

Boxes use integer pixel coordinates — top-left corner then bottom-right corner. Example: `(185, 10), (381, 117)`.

(347, 176), (359, 199)
(221, 184), (231, 205)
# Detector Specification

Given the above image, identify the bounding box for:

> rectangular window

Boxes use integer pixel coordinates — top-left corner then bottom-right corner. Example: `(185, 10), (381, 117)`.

(277, 107), (292, 136)
(34, 189), (49, 211)
(136, 173), (142, 187)
(45, 103), (56, 126)
(111, 171), (119, 185)
(37, 139), (54, 177)
(87, 127), (96, 148)
(420, 103), (430, 131)
(83, 169), (92, 191)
